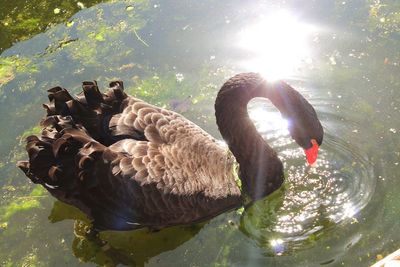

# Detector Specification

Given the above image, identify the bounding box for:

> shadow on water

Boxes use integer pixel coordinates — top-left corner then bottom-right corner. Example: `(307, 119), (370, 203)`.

(48, 201), (204, 266)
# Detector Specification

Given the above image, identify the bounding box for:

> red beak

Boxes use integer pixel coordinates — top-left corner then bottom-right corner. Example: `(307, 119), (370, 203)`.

(304, 139), (319, 165)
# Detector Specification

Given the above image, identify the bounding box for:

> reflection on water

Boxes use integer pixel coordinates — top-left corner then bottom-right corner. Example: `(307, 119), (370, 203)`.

(244, 100), (375, 256)
(248, 101), (289, 135)
(70, 219), (202, 266)
(237, 10), (316, 80)
(1, 0), (400, 266)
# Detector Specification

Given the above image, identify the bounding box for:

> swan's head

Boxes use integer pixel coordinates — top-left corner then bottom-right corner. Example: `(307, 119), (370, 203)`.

(267, 80), (324, 165)
(287, 112), (323, 165)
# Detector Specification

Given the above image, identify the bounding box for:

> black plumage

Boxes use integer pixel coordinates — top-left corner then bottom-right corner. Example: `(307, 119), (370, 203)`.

(18, 73), (323, 230)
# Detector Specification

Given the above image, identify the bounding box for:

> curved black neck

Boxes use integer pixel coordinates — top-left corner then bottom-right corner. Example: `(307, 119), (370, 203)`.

(215, 73), (284, 201)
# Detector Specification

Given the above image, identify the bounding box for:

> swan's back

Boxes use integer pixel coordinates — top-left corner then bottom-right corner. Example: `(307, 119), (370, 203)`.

(18, 81), (241, 230)
(109, 95), (240, 198)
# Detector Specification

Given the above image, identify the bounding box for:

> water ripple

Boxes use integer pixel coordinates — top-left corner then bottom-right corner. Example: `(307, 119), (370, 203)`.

(242, 101), (376, 256)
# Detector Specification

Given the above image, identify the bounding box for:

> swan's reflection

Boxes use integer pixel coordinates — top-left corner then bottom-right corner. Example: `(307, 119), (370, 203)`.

(239, 133), (374, 256)
(49, 201), (204, 266)
(241, 78), (374, 256)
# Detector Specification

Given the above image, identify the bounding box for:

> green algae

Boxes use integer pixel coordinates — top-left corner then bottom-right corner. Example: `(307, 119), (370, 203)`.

(0, 64), (14, 85)
(0, 56), (37, 87)
(126, 66), (233, 131)
(0, 186), (46, 224)
(213, 245), (231, 267)
(20, 126), (42, 140)
(48, 201), (91, 224)
(368, 0), (400, 36)
(1, 250), (46, 267)
(8, 124), (42, 163)
(59, 2), (150, 70)
(0, 0), (400, 266)
(69, 220), (203, 266)
(20, 252), (45, 267)
(0, 0), (108, 52)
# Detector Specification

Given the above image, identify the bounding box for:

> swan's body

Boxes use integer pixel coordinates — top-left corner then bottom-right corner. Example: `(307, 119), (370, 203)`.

(18, 73), (323, 231)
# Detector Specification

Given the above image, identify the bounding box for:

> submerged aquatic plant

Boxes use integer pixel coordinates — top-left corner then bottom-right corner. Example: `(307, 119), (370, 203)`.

(0, 0), (108, 52)
(0, 56), (37, 88)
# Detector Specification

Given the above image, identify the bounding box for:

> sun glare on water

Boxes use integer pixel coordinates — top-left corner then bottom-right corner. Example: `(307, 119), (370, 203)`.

(248, 104), (289, 136)
(237, 10), (316, 81)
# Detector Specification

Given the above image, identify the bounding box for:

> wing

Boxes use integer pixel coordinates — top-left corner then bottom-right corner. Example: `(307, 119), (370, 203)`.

(106, 98), (242, 228)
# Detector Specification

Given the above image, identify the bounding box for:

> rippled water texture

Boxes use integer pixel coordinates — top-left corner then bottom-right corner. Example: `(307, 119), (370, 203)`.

(244, 99), (376, 256)
(1, 0), (400, 266)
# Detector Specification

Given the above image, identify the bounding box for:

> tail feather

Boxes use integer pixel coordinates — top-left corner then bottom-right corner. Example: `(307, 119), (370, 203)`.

(18, 116), (95, 189)
(17, 81), (144, 230)
(42, 81), (128, 145)
(17, 115), (122, 225)
(82, 81), (104, 106)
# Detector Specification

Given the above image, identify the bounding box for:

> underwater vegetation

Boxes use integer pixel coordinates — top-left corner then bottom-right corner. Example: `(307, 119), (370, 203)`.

(0, 0), (111, 53)
(0, 0), (400, 266)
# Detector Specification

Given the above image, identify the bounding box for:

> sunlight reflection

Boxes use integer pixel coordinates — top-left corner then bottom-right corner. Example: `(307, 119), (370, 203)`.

(237, 10), (316, 80)
(343, 203), (356, 218)
(241, 118), (374, 256)
(270, 239), (285, 255)
(268, 150), (361, 247)
(248, 106), (289, 135)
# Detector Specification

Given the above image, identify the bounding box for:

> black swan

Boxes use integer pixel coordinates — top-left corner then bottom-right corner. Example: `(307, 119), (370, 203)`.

(17, 73), (323, 231)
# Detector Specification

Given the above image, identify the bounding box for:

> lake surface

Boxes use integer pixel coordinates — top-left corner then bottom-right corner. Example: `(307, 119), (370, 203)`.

(1, 0), (399, 266)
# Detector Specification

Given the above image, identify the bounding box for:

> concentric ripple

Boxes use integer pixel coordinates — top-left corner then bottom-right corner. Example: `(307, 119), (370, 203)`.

(241, 99), (376, 255)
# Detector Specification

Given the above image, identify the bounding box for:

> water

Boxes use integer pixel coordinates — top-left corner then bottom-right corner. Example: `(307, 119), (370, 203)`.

(1, 0), (399, 266)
